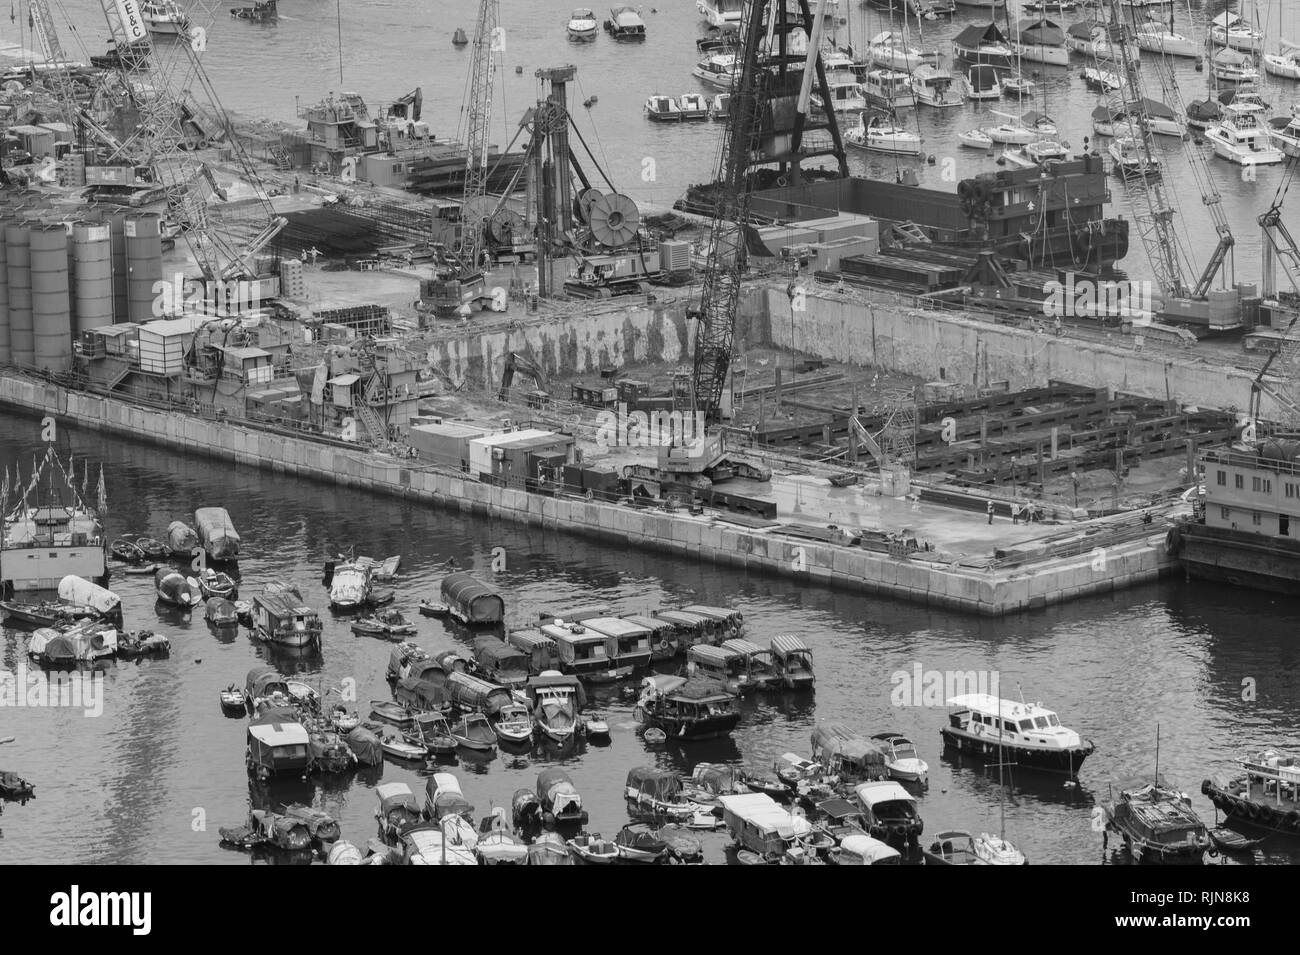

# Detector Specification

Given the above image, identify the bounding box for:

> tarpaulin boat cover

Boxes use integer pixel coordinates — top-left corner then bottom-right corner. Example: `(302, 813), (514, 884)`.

(387, 641), (430, 679)
(30, 624), (116, 662)
(377, 783), (421, 818)
(692, 763), (740, 794)
(527, 833), (573, 865)
(440, 572), (505, 623)
(1014, 17), (1064, 45)
(345, 726), (383, 766)
(667, 676), (734, 701)
(811, 723), (888, 774)
(433, 650), (467, 673)
(57, 575), (119, 616)
(194, 507), (240, 558)
(408, 659), (447, 683)
(447, 670), (512, 717)
(954, 22), (1007, 47)
(329, 563), (369, 606)
(167, 521), (199, 555)
(537, 768), (582, 813)
(426, 776), (473, 819)
(393, 676), (446, 711)
(245, 666), (288, 701)
(626, 766), (682, 801)
(526, 672), (587, 708)
(474, 636), (529, 672)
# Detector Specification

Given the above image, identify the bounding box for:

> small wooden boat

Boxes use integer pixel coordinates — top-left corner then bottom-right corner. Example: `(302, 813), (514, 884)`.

(743, 771), (791, 799)
(450, 712), (496, 751)
(135, 537), (168, 560)
(615, 822), (668, 862)
(378, 726), (427, 761)
(330, 704), (360, 734)
(0, 599), (97, 628)
(124, 563), (161, 576)
(369, 700), (413, 729)
(220, 686), (246, 714)
(116, 631), (170, 658)
(198, 568), (238, 600)
(407, 712), (458, 756)
(155, 568), (202, 607)
(351, 609), (417, 639)
(1209, 826), (1264, 854)
(643, 727), (667, 744)
(452, 27), (468, 45)
(286, 681), (320, 712)
(476, 808), (529, 865)
(233, 600), (254, 625)
(736, 849), (768, 865)
(584, 713), (610, 739)
(281, 802), (340, 848)
(205, 597), (239, 627)
(567, 832), (620, 863)
(493, 703), (535, 745)
(418, 599), (450, 617)
(0, 771), (34, 800)
(110, 537), (146, 563)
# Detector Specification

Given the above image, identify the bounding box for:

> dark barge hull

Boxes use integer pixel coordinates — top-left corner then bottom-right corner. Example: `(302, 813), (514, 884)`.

(1202, 779), (1300, 834)
(646, 712), (741, 741)
(940, 728), (1094, 774)
(1178, 522), (1300, 597)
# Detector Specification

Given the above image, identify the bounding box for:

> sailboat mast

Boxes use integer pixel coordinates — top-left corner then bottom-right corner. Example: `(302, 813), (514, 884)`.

(1154, 722), (1161, 785)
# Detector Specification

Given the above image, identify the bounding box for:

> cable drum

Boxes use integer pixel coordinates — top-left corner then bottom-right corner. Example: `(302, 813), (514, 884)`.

(575, 187), (604, 226)
(588, 192), (640, 248)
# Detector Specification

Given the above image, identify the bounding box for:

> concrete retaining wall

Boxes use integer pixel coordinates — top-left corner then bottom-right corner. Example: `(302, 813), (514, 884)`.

(0, 373), (1176, 616)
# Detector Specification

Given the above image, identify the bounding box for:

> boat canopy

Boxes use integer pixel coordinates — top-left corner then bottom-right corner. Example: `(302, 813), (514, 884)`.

(473, 637), (530, 674)
(853, 780), (917, 809)
(688, 644), (739, 667)
(692, 762), (740, 794)
(681, 604), (743, 625)
(652, 609), (712, 631)
(393, 676), (446, 710)
(247, 717), (309, 747)
(811, 723), (888, 775)
(376, 782), (420, 817)
(440, 572), (505, 623)
(57, 575), (119, 615)
(722, 638), (771, 661)
(966, 63), (1000, 88)
(717, 792), (811, 839)
(526, 671), (587, 707)
(537, 768), (583, 813)
(1014, 17), (1064, 45)
(446, 670), (513, 716)
(401, 825), (477, 865)
(29, 623), (116, 662)
(946, 694), (1061, 725)
(817, 796), (865, 823)
(1211, 11), (1241, 29)
(509, 629), (558, 651)
(621, 614), (675, 637)
(538, 604), (611, 623)
(627, 766), (682, 801)
(254, 591), (317, 621)
(581, 616), (651, 640)
(1213, 47), (1251, 67)
(194, 506), (240, 553)
(954, 22), (1008, 47)
(770, 633), (811, 660)
(245, 665), (288, 700)
(609, 5), (645, 27)
(839, 834), (902, 864)
(426, 774), (473, 818)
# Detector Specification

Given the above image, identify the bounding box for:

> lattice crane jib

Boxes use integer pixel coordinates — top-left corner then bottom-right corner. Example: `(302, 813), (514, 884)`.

(461, 0), (500, 267)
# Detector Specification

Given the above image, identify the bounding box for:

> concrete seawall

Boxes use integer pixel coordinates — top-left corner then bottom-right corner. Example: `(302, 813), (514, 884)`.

(0, 373), (1177, 616)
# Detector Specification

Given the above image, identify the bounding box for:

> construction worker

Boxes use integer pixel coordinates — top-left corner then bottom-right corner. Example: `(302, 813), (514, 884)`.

(986, 500), (994, 524)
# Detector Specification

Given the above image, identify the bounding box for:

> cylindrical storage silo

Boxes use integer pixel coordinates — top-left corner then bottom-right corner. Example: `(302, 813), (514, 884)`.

(5, 224), (33, 367)
(0, 217), (10, 364)
(30, 224), (72, 373)
(73, 222), (113, 334)
(124, 213), (161, 324)
(108, 211), (129, 322)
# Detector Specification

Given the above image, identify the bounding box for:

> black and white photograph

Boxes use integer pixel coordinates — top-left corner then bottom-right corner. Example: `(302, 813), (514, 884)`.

(0, 0), (1291, 916)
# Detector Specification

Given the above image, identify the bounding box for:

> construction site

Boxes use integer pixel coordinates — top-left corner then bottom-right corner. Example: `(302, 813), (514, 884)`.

(3, 0), (1300, 612)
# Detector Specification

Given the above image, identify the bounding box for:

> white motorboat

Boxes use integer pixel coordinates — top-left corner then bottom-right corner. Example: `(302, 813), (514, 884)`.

(1081, 66), (1123, 92)
(974, 832), (1028, 864)
(872, 733), (930, 785)
(868, 31), (937, 72)
(1212, 48), (1259, 84)
(982, 109), (1056, 145)
(1010, 17), (1069, 67)
(1002, 137), (1070, 168)
(911, 64), (962, 108)
(964, 65), (1001, 100)
(958, 128), (994, 149)
(1108, 135), (1162, 176)
(696, 0), (743, 29)
(845, 112), (924, 155)
(678, 92), (709, 120)
(1205, 99), (1285, 166)
(1268, 108), (1300, 158)
(692, 52), (737, 90)
(813, 76), (868, 115)
(566, 7), (599, 41)
(141, 0), (192, 36)
(644, 95), (682, 122)
(1135, 24), (1199, 58)
(1263, 42), (1300, 80)
(1210, 11), (1263, 54)
(863, 69), (916, 110)
(709, 93), (730, 121)
(1066, 21), (1139, 60)
(492, 703), (536, 745)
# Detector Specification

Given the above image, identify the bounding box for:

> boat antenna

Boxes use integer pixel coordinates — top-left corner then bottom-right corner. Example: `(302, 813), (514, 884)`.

(1017, 683), (1026, 706)
(336, 0), (344, 84)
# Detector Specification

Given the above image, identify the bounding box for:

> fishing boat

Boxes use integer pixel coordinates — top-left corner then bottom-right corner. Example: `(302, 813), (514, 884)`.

(194, 507), (240, 561)
(0, 771), (34, 800)
(718, 793), (816, 864)
(231, 0), (277, 21)
(425, 772), (475, 821)
(473, 637), (530, 687)
(625, 766), (715, 825)
(417, 599), (449, 617)
(871, 733), (929, 785)
(344, 725), (383, 766)
(476, 808), (529, 864)
(219, 684), (246, 714)
(567, 832), (619, 863)
(1002, 136), (1070, 167)
(493, 702), (535, 744)
(1202, 750), (1300, 833)
(541, 620), (630, 682)
(635, 673), (741, 740)
(1010, 16), (1069, 66)
(246, 711), (311, 781)
(583, 712), (610, 739)
(155, 568), (202, 607)
(952, 23), (1014, 69)
(450, 712), (496, 751)
(657, 824), (705, 863)
(205, 597), (239, 626)
(538, 768), (590, 825)
(350, 608), (417, 638)
(1268, 109), (1300, 157)
(845, 111), (924, 156)
(1104, 776), (1210, 864)
(309, 725), (357, 772)
(281, 803), (340, 850)
(403, 711), (455, 756)
(566, 7), (598, 41)
(328, 559), (371, 611)
(375, 782), (422, 840)
(329, 704), (360, 734)
(528, 671), (585, 741)
(692, 52), (737, 91)
(1210, 11), (1263, 54)
(247, 809), (310, 851)
(941, 694), (1094, 774)
(1264, 41), (1300, 80)
(604, 5), (646, 40)
(862, 69), (916, 111)
(1205, 99), (1284, 165)
(197, 568), (237, 600)
(0, 598), (100, 628)
(964, 64), (1001, 100)
(1108, 135), (1162, 176)
(452, 27), (468, 46)
(166, 520), (199, 557)
(141, 0), (193, 36)
(853, 781), (924, 852)
(369, 700), (414, 729)
(1135, 23), (1199, 58)
(377, 725), (427, 761)
(645, 95), (682, 122)
(677, 92), (709, 121)
(709, 93), (730, 120)
(1212, 47), (1260, 84)
(233, 599), (253, 625)
(400, 823), (477, 866)
(527, 830), (574, 865)
(291, 681), (323, 712)
(683, 763), (745, 807)
(251, 592), (322, 649)
(1208, 826), (1264, 854)
(615, 823), (668, 863)
(910, 64), (962, 108)
(868, 31), (937, 72)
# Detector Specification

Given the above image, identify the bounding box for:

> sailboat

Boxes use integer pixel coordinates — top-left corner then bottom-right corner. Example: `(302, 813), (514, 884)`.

(1135, 5), (1199, 58)
(1209, 9), (1263, 54)
(1263, 40), (1300, 80)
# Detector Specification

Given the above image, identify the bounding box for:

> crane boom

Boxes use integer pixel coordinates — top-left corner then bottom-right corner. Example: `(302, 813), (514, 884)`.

(461, 0), (500, 267)
(27, 0), (81, 131)
(1249, 157), (1300, 423)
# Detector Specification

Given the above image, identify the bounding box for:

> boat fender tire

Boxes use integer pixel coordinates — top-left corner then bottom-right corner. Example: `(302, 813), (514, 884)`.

(1288, 810), (1300, 828)
(980, 201), (992, 220)
(1165, 525), (1183, 555)
(775, 175), (789, 188)
(957, 179), (974, 201)
(1247, 802), (1262, 820)
(960, 198), (974, 218)
(972, 181), (991, 204)
(1208, 848), (1219, 858)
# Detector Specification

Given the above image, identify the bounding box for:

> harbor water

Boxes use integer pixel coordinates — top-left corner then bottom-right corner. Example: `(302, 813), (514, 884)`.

(3, 412), (1300, 864)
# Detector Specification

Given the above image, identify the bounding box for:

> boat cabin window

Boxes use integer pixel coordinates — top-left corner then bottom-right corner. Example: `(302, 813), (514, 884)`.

(1034, 717), (1050, 729)
(1018, 719), (1034, 732)
(1002, 720), (1017, 734)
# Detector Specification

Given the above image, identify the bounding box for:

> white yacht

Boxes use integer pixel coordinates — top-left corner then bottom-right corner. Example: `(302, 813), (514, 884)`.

(844, 112), (924, 155)
(940, 695), (1094, 773)
(863, 69), (916, 111)
(1210, 11), (1263, 54)
(1091, 99), (1183, 138)
(1001, 137), (1069, 168)
(1108, 135), (1162, 176)
(678, 92), (709, 120)
(141, 0), (192, 36)
(981, 109), (1057, 144)
(1010, 17), (1069, 67)
(813, 74), (868, 115)
(1263, 41), (1300, 80)
(1267, 108), (1300, 158)
(910, 64), (962, 108)
(1134, 23), (1199, 58)
(958, 127), (994, 148)
(566, 8), (599, 41)
(964, 64), (1001, 100)
(696, 0), (743, 29)
(692, 52), (738, 90)
(1212, 47), (1259, 84)
(1205, 99), (1284, 165)
(868, 31), (937, 72)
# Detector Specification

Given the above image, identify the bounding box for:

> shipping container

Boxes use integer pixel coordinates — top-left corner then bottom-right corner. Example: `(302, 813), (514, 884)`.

(409, 421), (489, 471)
(136, 316), (204, 375)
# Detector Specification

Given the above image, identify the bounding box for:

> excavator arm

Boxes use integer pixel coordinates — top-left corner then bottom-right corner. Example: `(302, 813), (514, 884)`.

(499, 352), (547, 400)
